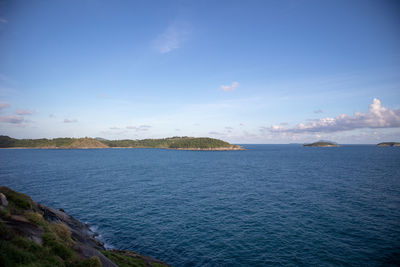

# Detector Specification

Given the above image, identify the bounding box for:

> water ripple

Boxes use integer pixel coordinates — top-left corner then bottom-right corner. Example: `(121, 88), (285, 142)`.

(1, 145), (400, 266)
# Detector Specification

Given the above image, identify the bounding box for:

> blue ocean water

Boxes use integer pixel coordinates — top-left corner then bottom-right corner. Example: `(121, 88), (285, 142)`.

(1, 145), (400, 266)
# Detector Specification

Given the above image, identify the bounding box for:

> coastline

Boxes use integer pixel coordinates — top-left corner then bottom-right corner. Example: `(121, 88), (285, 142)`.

(172, 146), (246, 151)
(0, 146), (246, 151)
(303, 145), (340, 147)
(0, 186), (170, 267)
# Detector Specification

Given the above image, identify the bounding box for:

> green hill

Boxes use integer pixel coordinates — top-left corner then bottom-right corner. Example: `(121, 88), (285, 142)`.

(0, 136), (243, 150)
(303, 141), (339, 147)
(377, 142), (400, 147)
(0, 136), (106, 149)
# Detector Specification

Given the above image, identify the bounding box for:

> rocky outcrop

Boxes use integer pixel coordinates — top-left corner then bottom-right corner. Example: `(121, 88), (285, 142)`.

(0, 193), (8, 206)
(36, 203), (116, 266)
(0, 186), (169, 267)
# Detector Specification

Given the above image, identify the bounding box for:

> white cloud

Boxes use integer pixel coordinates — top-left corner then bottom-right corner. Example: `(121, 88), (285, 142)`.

(220, 81), (239, 92)
(314, 109), (323, 114)
(64, 119), (78, 123)
(269, 98), (400, 133)
(126, 125), (152, 131)
(209, 131), (223, 135)
(0, 115), (24, 124)
(0, 103), (10, 111)
(154, 23), (189, 54)
(15, 109), (34, 115)
(0, 18), (7, 24)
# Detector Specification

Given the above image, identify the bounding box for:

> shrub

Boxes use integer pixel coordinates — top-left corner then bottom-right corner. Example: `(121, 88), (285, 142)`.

(49, 222), (74, 245)
(0, 239), (35, 264)
(0, 206), (11, 218)
(0, 221), (14, 240)
(78, 256), (102, 267)
(101, 250), (148, 267)
(0, 186), (32, 210)
(25, 211), (45, 225)
(42, 232), (73, 260)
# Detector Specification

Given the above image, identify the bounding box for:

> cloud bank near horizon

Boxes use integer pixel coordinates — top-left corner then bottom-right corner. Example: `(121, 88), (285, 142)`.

(268, 98), (400, 134)
(0, 103), (10, 111)
(0, 115), (24, 124)
(15, 109), (33, 115)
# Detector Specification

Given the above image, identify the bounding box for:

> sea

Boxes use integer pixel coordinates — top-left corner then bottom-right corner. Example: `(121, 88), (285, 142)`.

(0, 145), (399, 266)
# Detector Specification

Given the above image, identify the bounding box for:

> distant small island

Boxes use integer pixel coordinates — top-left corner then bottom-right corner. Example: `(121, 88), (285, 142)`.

(303, 141), (339, 147)
(377, 142), (400, 147)
(0, 135), (245, 151)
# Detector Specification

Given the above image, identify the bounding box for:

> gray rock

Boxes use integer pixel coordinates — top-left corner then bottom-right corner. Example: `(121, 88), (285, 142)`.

(0, 193), (8, 206)
(3, 218), (44, 245)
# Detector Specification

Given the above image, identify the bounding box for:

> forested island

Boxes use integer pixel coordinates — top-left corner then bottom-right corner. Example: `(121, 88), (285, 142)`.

(0, 186), (169, 266)
(377, 142), (400, 147)
(0, 136), (244, 150)
(303, 141), (339, 147)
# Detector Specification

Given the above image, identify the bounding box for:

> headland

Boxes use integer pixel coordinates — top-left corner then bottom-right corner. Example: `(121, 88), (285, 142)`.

(377, 142), (400, 147)
(0, 135), (245, 151)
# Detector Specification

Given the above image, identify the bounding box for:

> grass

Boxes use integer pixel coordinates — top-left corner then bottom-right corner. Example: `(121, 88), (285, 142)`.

(0, 221), (14, 240)
(0, 187), (168, 267)
(42, 232), (74, 260)
(101, 250), (147, 267)
(101, 250), (169, 267)
(0, 186), (32, 212)
(0, 187), (102, 267)
(0, 227), (64, 267)
(0, 230), (102, 266)
(24, 211), (45, 226)
(0, 206), (11, 218)
(49, 222), (74, 246)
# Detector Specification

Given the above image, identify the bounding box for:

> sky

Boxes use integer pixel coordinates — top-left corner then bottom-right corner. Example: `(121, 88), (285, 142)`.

(0, 0), (400, 144)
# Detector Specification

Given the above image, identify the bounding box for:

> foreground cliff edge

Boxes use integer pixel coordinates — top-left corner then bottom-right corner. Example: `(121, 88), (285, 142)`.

(0, 186), (170, 267)
(0, 135), (245, 151)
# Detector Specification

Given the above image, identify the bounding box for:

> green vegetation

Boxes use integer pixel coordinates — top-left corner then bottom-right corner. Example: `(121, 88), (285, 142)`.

(0, 135), (75, 148)
(101, 137), (177, 148)
(101, 250), (168, 267)
(0, 186), (33, 212)
(24, 211), (45, 225)
(377, 142), (400, 147)
(303, 141), (339, 147)
(0, 135), (238, 149)
(101, 250), (147, 267)
(0, 186), (101, 267)
(0, 186), (170, 267)
(168, 137), (230, 149)
(103, 136), (232, 149)
(0, 229), (102, 267)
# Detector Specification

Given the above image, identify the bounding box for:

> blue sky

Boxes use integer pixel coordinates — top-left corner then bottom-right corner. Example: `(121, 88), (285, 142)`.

(0, 0), (400, 144)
